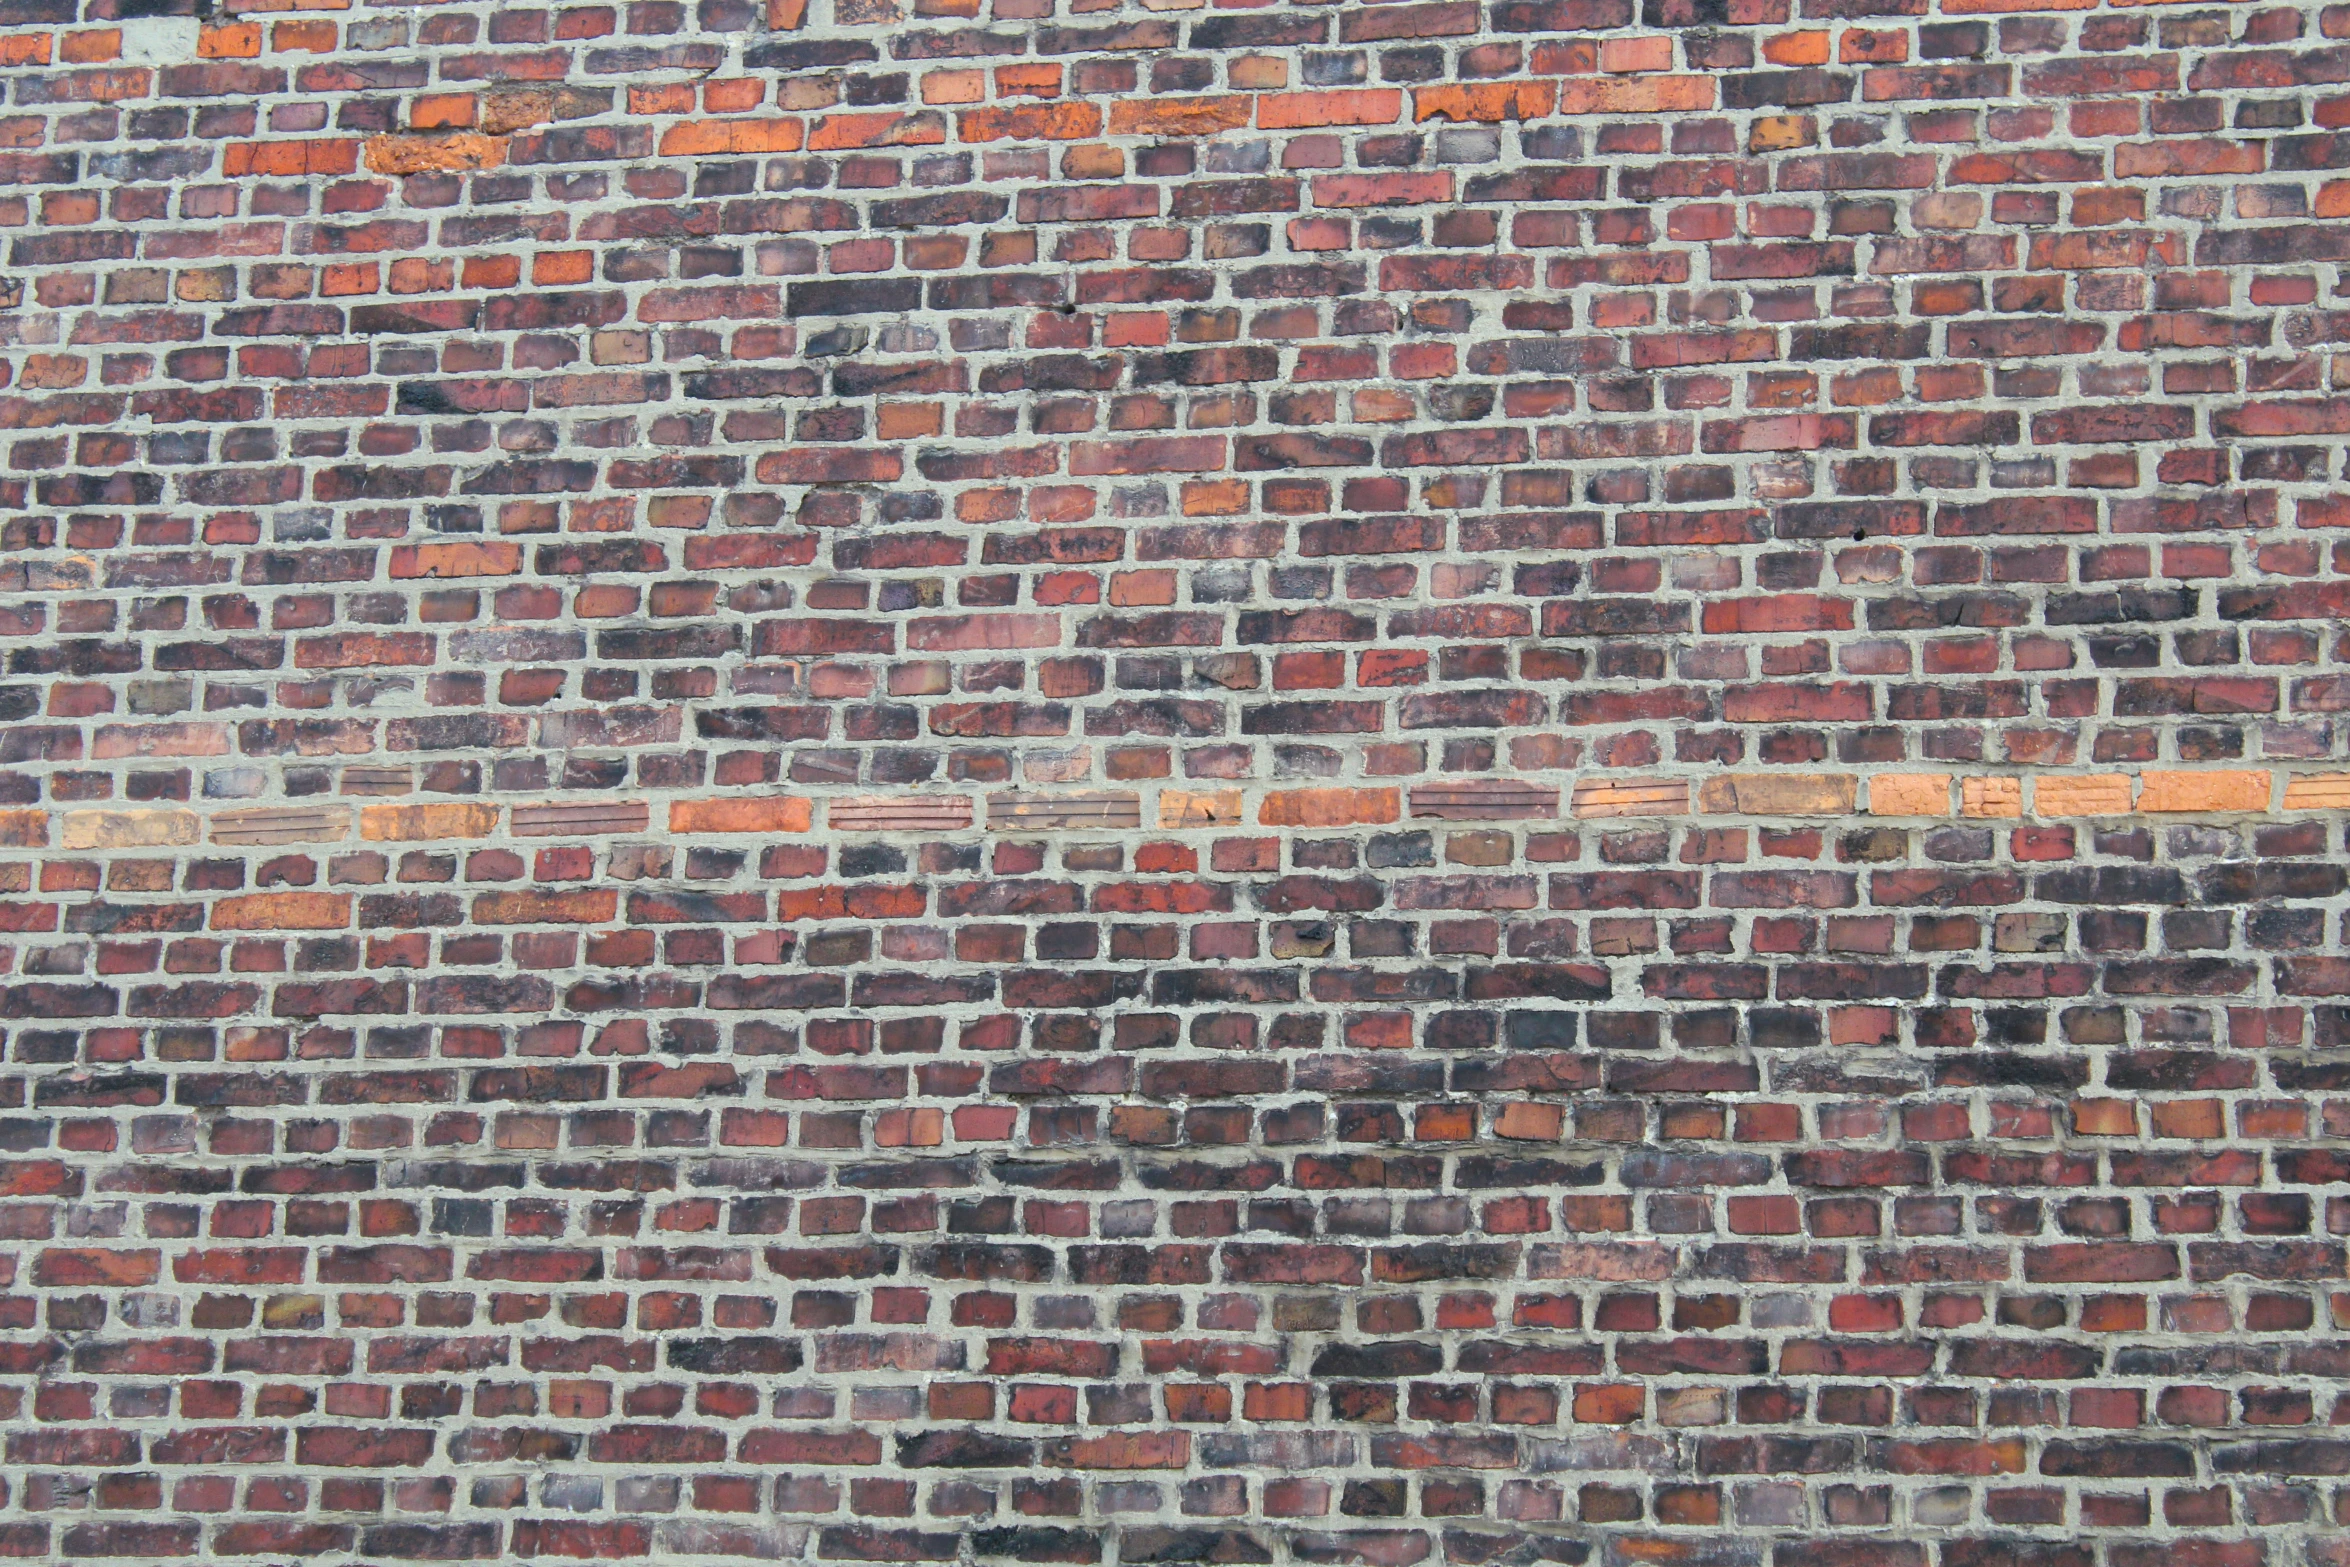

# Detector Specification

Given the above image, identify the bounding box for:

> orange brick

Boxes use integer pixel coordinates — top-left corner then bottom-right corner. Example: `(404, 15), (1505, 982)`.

(955, 102), (1101, 141)
(629, 82), (698, 115)
(1868, 774), (1951, 817)
(1157, 790), (1243, 830)
(2071, 1099), (2137, 1137)
(2281, 773), (2350, 810)
(2034, 775), (2132, 817)
(1108, 571), (1176, 608)
(703, 78), (765, 112)
(921, 69), (986, 106)
(197, 22), (261, 57)
(532, 251), (594, 286)
(18, 354), (86, 388)
(1411, 80), (1556, 123)
(669, 797), (814, 834)
(1534, 39), (1598, 74)
(2081, 1297), (2147, 1333)
(2136, 770), (2269, 814)
(1495, 1103), (1565, 1141)
(993, 63), (1063, 98)
(2148, 1100), (2224, 1140)
(1256, 89), (1401, 130)
(875, 402), (944, 440)
(1839, 27), (1909, 62)
(358, 803), (500, 842)
(272, 19), (337, 52)
(875, 1108), (944, 1148)
(808, 111), (945, 151)
(1575, 1385), (1645, 1424)
(319, 263), (378, 296)
(1179, 479), (1249, 516)
(1599, 36), (1675, 73)
(211, 892), (354, 931)
(1960, 777), (2021, 819)
(1105, 312), (1170, 347)
(1108, 96), (1253, 136)
(387, 257), (452, 294)
(222, 140), (361, 178)
(462, 255), (521, 289)
(1762, 30), (1830, 66)
(61, 29), (120, 64)
(1558, 75), (1714, 113)
(657, 118), (805, 156)
(1230, 54), (1287, 90)
(363, 132), (506, 175)
(410, 92), (476, 129)
(1415, 1103), (1476, 1140)
(1244, 1383), (1311, 1421)
(1257, 788), (1401, 828)
(472, 890), (620, 925)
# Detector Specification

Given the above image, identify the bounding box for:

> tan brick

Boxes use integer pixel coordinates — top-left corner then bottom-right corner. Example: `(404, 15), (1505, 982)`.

(2281, 773), (2350, 810)
(1159, 789), (1244, 828)
(359, 803), (501, 842)
(1960, 777), (2021, 819)
(1697, 774), (1857, 817)
(59, 809), (198, 850)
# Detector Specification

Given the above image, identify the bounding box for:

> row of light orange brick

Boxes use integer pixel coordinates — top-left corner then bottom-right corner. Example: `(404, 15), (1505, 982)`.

(7, 769), (2345, 854)
(301, 48), (2165, 180)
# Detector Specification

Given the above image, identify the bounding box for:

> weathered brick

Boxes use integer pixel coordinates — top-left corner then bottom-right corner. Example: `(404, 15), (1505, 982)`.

(0, 9), (2341, 1563)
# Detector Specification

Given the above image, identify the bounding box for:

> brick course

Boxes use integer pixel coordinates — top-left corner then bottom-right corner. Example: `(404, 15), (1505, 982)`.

(3, 0), (2350, 1561)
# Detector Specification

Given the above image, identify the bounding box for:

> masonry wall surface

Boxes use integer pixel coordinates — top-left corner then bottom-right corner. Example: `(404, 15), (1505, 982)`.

(3, 0), (2350, 1562)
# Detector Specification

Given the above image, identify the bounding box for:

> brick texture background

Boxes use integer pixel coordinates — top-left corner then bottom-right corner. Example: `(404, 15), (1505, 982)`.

(5, 0), (2350, 1560)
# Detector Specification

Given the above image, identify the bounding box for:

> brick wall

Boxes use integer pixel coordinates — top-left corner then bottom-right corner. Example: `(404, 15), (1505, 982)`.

(4, 0), (2350, 1560)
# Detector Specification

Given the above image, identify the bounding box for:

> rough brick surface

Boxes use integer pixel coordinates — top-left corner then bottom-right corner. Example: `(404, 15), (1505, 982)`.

(5, 0), (2350, 1561)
